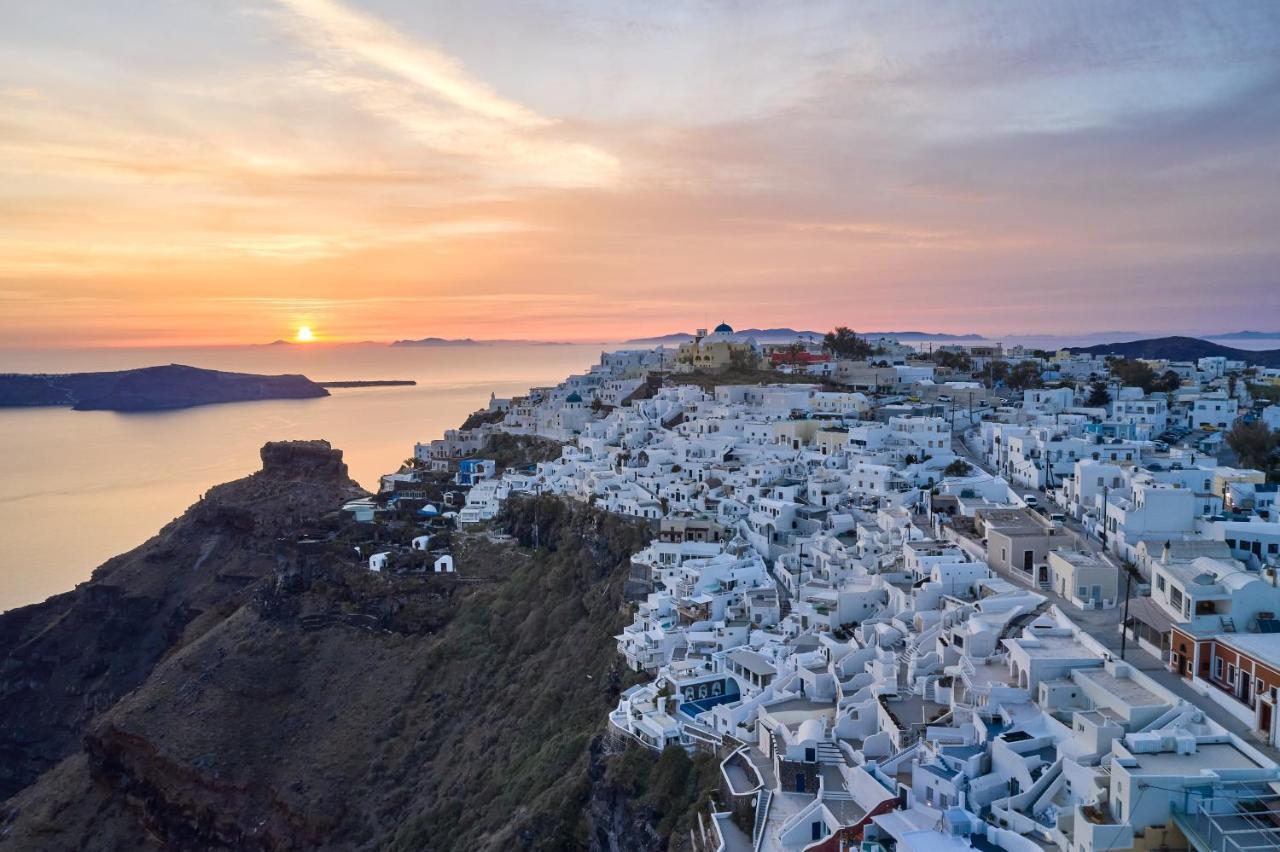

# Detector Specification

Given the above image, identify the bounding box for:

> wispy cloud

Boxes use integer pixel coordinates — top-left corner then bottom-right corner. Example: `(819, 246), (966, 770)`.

(2, 1), (1279, 346)
(273, 0), (547, 127)
(268, 0), (620, 187)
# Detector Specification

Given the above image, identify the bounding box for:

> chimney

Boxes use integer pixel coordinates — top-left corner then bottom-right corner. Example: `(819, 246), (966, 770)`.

(1162, 541), (1171, 565)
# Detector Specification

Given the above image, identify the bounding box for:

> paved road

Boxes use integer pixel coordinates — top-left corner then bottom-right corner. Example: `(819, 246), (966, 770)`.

(950, 428), (1280, 762)
(951, 430), (1103, 555)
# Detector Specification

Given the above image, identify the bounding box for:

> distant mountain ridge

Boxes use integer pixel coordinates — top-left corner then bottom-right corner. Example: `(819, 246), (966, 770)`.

(625, 328), (983, 344)
(1210, 331), (1280, 340)
(1067, 336), (1280, 368)
(390, 337), (570, 347)
(391, 337), (484, 347)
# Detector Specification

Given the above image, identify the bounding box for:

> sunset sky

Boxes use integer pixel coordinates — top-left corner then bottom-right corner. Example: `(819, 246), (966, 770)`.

(2, 1), (1278, 346)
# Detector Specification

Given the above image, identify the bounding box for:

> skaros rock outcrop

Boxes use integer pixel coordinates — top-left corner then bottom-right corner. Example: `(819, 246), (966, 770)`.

(0, 441), (362, 802)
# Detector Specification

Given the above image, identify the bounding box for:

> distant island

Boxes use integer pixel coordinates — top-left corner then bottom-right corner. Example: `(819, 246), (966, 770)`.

(391, 337), (484, 347)
(867, 330), (986, 341)
(625, 327), (984, 344)
(0, 364), (330, 412)
(1208, 330), (1280, 340)
(389, 337), (572, 347)
(1067, 335), (1280, 368)
(318, 380), (416, 388)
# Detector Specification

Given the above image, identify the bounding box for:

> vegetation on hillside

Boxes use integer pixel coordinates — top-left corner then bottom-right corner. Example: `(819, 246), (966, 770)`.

(460, 407), (508, 430)
(1107, 358), (1180, 393)
(601, 745), (722, 840)
(1, 459), (705, 852)
(481, 432), (566, 469)
(1227, 420), (1279, 477)
(821, 326), (876, 359)
(667, 367), (832, 392)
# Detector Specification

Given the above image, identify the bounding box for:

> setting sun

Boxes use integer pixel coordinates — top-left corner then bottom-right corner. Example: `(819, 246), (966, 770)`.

(295, 326), (315, 343)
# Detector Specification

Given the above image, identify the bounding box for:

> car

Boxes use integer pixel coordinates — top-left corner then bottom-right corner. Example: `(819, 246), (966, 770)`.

(1049, 512), (1065, 523)
(1024, 495), (1039, 507)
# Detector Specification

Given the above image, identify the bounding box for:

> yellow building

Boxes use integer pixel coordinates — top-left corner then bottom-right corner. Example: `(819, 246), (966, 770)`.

(674, 323), (760, 373)
(1214, 467), (1266, 499)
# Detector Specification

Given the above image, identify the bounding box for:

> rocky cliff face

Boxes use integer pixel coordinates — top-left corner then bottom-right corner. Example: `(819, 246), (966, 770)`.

(0, 440), (362, 802)
(0, 470), (701, 851)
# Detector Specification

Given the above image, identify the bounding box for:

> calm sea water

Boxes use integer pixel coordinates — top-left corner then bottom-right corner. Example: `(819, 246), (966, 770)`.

(0, 343), (609, 612)
(3, 333), (1275, 612)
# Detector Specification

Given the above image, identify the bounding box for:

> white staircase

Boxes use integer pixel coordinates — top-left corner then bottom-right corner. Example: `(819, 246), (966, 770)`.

(751, 789), (772, 851)
(815, 741), (844, 765)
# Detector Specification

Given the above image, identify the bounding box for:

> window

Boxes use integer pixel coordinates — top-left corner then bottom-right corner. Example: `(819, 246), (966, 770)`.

(1214, 657), (1223, 679)
(1229, 664), (1237, 684)
(1157, 575), (1166, 591)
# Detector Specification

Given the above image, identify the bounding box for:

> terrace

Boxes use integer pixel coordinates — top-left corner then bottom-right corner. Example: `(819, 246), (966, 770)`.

(1174, 785), (1280, 852)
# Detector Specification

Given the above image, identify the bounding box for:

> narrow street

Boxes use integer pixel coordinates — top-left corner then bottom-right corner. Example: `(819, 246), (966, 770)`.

(950, 428), (1280, 763)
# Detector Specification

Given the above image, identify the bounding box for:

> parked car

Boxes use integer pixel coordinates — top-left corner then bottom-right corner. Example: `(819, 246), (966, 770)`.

(1024, 495), (1039, 507)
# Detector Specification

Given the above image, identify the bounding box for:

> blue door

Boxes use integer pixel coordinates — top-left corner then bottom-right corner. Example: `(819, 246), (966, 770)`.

(794, 773), (806, 793)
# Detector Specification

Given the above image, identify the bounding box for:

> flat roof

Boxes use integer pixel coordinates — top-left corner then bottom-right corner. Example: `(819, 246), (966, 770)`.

(1219, 633), (1280, 668)
(1130, 741), (1262, 775)
(726, 648), (777, 677)
(1007, 631), (1098, 660)
(1051, 548), (1109, 567)
(1074, 668), (1166, 708)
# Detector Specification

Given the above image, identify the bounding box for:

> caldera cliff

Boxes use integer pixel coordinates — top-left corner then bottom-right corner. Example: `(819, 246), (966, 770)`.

(0, 441), (710, 851)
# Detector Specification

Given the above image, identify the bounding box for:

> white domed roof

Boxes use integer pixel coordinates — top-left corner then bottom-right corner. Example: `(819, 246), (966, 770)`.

(797, 718), (824, 743)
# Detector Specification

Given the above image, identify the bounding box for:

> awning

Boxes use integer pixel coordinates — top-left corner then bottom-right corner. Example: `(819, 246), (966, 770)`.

(1126, 596), (1176, 634)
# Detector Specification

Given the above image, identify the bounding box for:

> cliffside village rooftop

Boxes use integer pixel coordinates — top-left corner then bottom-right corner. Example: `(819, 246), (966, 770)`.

(353, 324), (1280, 852)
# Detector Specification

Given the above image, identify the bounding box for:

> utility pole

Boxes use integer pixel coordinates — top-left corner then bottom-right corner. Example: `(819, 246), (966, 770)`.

(1100, 484), (1109, 553)
(1120, 566), (1133, 660)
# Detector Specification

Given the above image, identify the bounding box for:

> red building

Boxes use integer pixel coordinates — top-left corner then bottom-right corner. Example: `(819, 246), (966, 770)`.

(1175, 630), (1280, 747)
(769, 351), (831, 367)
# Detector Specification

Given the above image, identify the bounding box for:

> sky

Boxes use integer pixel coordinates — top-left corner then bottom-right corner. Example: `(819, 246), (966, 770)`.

(2, 0), (1278, 347)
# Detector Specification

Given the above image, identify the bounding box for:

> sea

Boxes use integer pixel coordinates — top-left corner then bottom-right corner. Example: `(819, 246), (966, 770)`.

(0, 342), (609, 612)
(2, 333), (1276, 612)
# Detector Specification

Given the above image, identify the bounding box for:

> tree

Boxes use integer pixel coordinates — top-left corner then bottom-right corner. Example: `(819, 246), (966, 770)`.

(1154, 370), (1182, 393)
(932, 350), (973, 372)
(821, 326), (874, 359)
(1006, 360), (1043, 391)
(1249, 382), (1280, 405)
(782, 340), (806, 366)
(1085, 381), (1112, 407)
(944, 459), (973, 477)
(727, 347), (759, 371)
(1110, 358), (1156, 393)
(1226, 420), (1279, 471)
(983, 360), (1010, 388)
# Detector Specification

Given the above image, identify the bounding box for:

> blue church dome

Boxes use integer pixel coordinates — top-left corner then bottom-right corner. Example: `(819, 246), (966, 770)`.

(565, 391), (583, 403)
(713, 322), (734, 334)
